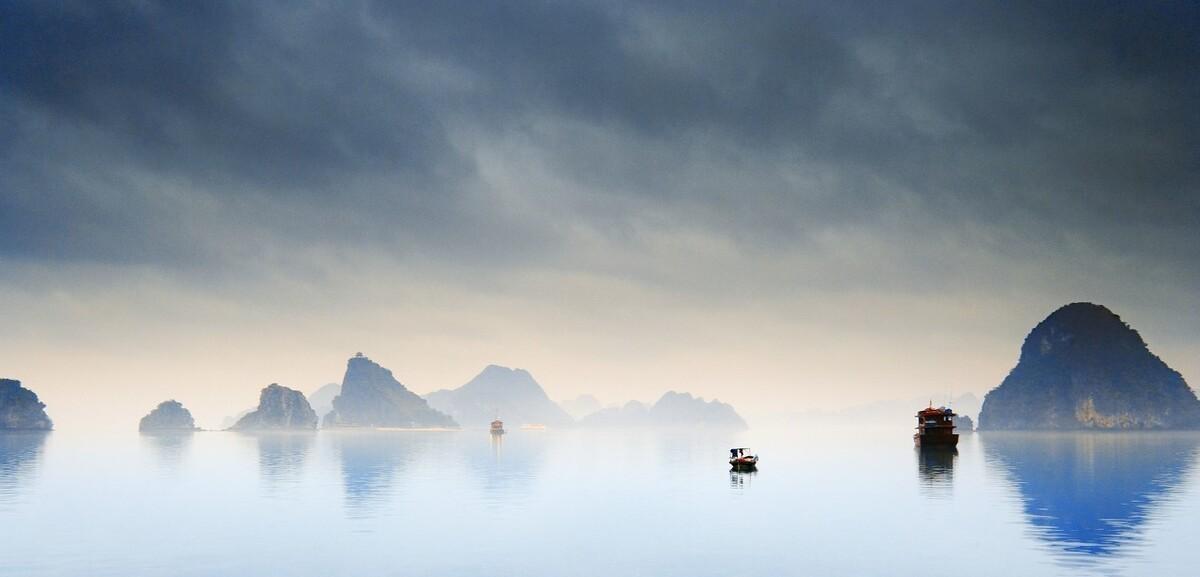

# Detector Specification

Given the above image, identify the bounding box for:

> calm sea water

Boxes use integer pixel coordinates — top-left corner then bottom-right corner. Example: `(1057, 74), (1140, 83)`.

(1, 426), (1198, 576)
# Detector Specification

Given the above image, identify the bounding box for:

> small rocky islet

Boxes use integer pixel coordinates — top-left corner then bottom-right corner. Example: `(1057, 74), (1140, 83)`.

(231, 384), (318, 431)
(139, 400), (199, 432)
(0, 379), (53, 430)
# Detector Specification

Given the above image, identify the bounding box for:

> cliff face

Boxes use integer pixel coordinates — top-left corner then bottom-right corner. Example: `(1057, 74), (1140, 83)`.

(0, 379), (53, 430)
(579, 391), (747, 430)
(324, 354), (457, 428)
(232, 384), (318, 430)
(139, 400), (198, 431)
(979, 303), (1200, 430)
(424, 365), (573, 428)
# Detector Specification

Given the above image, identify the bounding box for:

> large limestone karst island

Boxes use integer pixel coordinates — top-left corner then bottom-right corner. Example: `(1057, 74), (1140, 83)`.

(324, 353), (457, 428)
(979, 302), (1200, 430)
(139, 400), (199, 432)
(231, 384), (318, 430)
(425, 365), (574, 428)
(0, 379), (53, 430)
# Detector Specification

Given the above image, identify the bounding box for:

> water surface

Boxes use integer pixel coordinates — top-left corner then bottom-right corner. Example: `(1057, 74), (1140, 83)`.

(1, 427), (1198, 576)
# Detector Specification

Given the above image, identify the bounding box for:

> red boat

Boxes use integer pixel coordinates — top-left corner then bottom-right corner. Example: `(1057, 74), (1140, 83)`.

(729, 448), (758, 470)
(914, 405), (958, 448)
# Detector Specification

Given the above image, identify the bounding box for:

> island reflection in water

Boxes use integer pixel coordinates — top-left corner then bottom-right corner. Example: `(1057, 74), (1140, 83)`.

(0, 432), (48, 505)
(249, 432), (315, 487)
(138, 431), (194, 472)
(983, 432), (1200, 564)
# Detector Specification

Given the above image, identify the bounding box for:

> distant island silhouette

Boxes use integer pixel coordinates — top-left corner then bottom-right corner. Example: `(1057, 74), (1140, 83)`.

(579, 391), (747, 430)
(324, 354), (457, 429)
(425, 365), (573, 428)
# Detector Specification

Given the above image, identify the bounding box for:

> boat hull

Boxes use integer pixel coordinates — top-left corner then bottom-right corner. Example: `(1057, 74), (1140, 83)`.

(729, 457), (758, 471)
(914, 433), (958, 448)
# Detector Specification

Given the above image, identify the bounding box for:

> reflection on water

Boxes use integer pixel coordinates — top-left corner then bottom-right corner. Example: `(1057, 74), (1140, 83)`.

(0, 432), (48, 505)
(335, 433), (415, 516)
(249, 432), (314, 487)
(916, 447), (957, 499)
(983, 432), (1200, 564)
(490, 431), (503, 458)
(463, 431), (546, 503)
(729, 469), (756, 490)
(139, 431), (194, 472)
(332, 432), (457, 518)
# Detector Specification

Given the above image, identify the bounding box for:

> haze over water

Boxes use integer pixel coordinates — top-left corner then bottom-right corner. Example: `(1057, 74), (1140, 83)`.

(2, 427), (1198, 577)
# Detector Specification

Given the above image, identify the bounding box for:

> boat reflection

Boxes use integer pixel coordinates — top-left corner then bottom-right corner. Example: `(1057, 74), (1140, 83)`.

(463, 430), (547, 503)
(729, 469), (756, 490)
(916, 446), (956, 498)
(983, 432), (1200, 564)
(0, 431), (49, 506)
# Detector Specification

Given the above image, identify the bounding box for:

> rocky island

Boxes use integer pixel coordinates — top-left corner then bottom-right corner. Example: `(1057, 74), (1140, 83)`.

(231, 384), (318, 430)
(324, 353), (457, 428)
(425, 365), (573, 428)
(979, 302), (1200, 430)
(580, 391), (747, 430)
(953, 414), (975, 433)
(139, 400), (199, 432)
(0, 379), (53, 430)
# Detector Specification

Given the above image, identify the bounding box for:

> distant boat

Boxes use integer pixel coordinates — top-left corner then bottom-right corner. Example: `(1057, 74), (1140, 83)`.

(729, 448), (758, 471)
(520, 424), (547, 431)
(914, 405), (959, 448)
(490, 419), (505, 435)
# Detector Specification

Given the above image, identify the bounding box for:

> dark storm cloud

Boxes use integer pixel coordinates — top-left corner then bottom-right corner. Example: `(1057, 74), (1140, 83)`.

(1, 0), (1197, 283)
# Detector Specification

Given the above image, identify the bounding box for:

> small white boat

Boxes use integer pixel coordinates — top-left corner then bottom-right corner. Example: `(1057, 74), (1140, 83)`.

(729, 448), (758, 470)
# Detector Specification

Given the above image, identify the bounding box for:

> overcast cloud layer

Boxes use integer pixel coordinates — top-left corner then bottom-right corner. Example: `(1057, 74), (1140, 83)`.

(1, 1), (1198, 429)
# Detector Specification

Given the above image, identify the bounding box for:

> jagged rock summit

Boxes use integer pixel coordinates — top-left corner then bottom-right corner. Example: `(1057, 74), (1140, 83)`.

(0, 379), (53, 430)
(139, 400), (198, 432)
(232, 384), (317, 430)
(980, 302), (1200, 430)
(580, 391), (747, 430)
(324, 353), (457, 428)
(425, 365), (573, 428)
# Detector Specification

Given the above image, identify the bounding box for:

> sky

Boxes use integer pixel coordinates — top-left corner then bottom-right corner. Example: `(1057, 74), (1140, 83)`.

(1, 0), (1198, 430)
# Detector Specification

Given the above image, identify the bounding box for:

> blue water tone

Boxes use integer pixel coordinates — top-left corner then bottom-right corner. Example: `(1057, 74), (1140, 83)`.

(0, 428), (1198, 576)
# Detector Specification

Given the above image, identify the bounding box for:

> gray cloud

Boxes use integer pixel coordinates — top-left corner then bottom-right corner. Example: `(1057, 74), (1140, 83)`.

(1, 0), (1197, 288)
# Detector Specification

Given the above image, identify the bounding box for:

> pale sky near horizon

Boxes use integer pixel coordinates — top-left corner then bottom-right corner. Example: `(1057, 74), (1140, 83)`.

(2, 1), (1198, 430)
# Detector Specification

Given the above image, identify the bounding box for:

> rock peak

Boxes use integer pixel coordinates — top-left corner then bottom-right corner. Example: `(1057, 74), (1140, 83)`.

(424, 365), (572, 428)
(1019, 302), (1148, 363)
(0, 379), (53, 430)
(325, 355), (456, 428)
(981, 303), (1200, 430)
(139, 399), (198, 432)
(232, 383), (317, 430)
